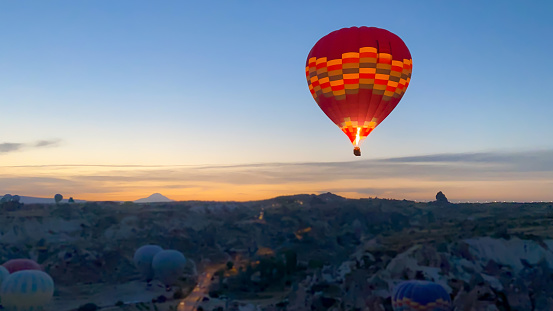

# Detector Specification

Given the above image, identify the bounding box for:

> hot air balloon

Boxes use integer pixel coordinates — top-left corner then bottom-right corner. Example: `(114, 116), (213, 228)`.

(0, 270), (54, 311)
(3, 258), (42, 273)
(0, 266), (9, 286)
(133, 245), (163, 283)
(392, 280), (451, 311)
(152, 249), (186, 289)
(306, 27), (412, 156)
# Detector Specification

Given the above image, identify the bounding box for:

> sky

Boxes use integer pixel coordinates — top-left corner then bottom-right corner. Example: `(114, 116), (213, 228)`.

(1, 1), (553, 202)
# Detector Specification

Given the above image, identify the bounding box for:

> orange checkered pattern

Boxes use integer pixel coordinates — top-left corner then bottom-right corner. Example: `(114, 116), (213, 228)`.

(305, 47), (412, 143)
(306, 27), (413, 146)
(306, 47), (412, 103)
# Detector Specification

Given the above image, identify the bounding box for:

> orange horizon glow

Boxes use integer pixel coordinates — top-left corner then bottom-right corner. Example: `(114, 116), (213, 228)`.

(4, 173), (553, 204)
(3, 150), (553, 204)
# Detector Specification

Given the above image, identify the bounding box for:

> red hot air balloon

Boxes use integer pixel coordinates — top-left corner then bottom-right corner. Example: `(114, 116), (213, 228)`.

(306, 27), (412, 156)
(3, 259), (42, 273)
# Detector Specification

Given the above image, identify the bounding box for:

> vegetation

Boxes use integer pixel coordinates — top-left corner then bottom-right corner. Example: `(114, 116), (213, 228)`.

(77, 303), (98, 311)
(3, 193), (553, 308)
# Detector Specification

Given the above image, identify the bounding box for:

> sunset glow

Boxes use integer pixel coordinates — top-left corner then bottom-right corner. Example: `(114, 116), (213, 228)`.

(1, 1), (552, 202)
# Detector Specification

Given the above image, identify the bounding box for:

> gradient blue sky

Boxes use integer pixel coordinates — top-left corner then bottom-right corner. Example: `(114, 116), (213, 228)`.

(1, 1), (552, 201)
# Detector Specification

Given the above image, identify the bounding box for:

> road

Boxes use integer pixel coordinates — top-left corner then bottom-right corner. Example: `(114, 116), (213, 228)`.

(51, 265), (225, 311)
(177, 265), (223, 311)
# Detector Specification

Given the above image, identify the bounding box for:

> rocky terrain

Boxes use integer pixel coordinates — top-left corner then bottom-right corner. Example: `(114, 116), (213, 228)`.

(1, 193), (553, 310)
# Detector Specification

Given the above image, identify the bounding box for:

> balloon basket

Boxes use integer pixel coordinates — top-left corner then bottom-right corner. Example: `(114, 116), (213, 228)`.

(353, 147), (361, 156)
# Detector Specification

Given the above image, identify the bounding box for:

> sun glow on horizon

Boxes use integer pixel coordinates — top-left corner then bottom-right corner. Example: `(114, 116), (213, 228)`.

(2, 158), (553, 203)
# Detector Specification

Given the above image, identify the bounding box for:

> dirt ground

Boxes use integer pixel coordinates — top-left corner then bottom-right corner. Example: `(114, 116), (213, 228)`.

(49, 280), (179, 311)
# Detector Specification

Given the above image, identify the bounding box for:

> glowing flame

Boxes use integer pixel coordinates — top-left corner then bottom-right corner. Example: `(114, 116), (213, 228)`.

(354, 127), (361, 146)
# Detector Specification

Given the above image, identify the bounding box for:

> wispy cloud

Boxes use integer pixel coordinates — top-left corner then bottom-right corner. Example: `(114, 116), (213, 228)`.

(1, 150), (552, 202)
(0, 140), (62, 154)
(381, 150), (553, 172)
(0, 143), (23, 153)
(33, 139), (61, 148)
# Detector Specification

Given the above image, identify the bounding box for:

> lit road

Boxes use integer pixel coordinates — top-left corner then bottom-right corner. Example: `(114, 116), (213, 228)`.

(177, 265), (222, 311)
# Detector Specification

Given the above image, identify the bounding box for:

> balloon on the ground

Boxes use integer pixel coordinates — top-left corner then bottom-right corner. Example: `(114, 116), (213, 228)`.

(392, 280), (451, 311)
(0, 266), (9, 286)
(306, 26), (412, 156)
(3, 259), (42, 273)
(152, 249), (186, 286)
(0, 270), (54, 311)
(133, 244), (163, 281)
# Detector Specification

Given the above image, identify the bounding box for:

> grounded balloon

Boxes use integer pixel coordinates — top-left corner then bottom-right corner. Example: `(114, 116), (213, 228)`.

(3, 259), (42, 273)
(152, 249), (186, 287)
(0, 270), (54, 311)
(133, 245), (163, 282)
(306, 26), (412, 156)
(0, 266), (9, 286)
(392, 280), (451, 311)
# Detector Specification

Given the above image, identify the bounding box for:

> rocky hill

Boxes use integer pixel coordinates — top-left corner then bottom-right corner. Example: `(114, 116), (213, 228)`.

(1, 194), (553, 310)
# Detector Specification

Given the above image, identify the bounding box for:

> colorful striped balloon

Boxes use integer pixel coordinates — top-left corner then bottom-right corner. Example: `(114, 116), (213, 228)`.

(306, 26), (412, 156)
(2, 259), (42, 274)
(0, 270), (54, 311)
(0, 265), (9, 305)
(0, 266), (9, 285)
(392, 280), (451, 311)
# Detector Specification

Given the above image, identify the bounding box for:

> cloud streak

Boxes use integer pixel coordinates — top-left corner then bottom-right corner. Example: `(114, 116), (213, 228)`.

(34, 139), (61, 148)
(0, 140), (62, 154)
(1, 150), (553, 202)
(0, 143), (23, 153)
(381, 150), (553, 172)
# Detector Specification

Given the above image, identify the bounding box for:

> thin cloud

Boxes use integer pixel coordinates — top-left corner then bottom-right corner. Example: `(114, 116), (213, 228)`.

(0, 143), (23, 153)
(5, 149), (553, 184)
(34, 139), (62, 148)
(333, 187), (425, 196)
(383, 150), (553, 163)
(380, 150), (553, 173)
(0, 139), (63, 154)
(2, 149), (553, 202)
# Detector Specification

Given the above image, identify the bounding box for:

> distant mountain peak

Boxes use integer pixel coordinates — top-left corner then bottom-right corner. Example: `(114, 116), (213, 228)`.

(134, 193), (173, 203)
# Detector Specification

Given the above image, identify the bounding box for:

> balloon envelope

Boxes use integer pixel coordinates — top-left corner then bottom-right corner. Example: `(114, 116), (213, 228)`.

(0, 266), (9, 286)
(0, 270), (54, 311)
(133, 245), (163, 281)
(3, 259), (42, 273)
(392, 280), (451, 311)
(306, 26), (412, 149)
(152, 249), (186, 286)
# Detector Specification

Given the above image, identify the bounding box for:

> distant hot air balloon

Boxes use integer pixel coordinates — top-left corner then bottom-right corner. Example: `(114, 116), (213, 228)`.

(306, 27), (412, 156)
(392, 280), (451, 311)
(133, 245), (163, 283)
(0, 270), (54, 311)
(3, 259), (42, 273)
(54, 194), (63, 204)
(152, 249), (186, 289)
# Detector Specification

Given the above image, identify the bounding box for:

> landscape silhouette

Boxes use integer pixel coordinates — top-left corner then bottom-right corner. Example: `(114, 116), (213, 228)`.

(1, 1), (553, 311)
